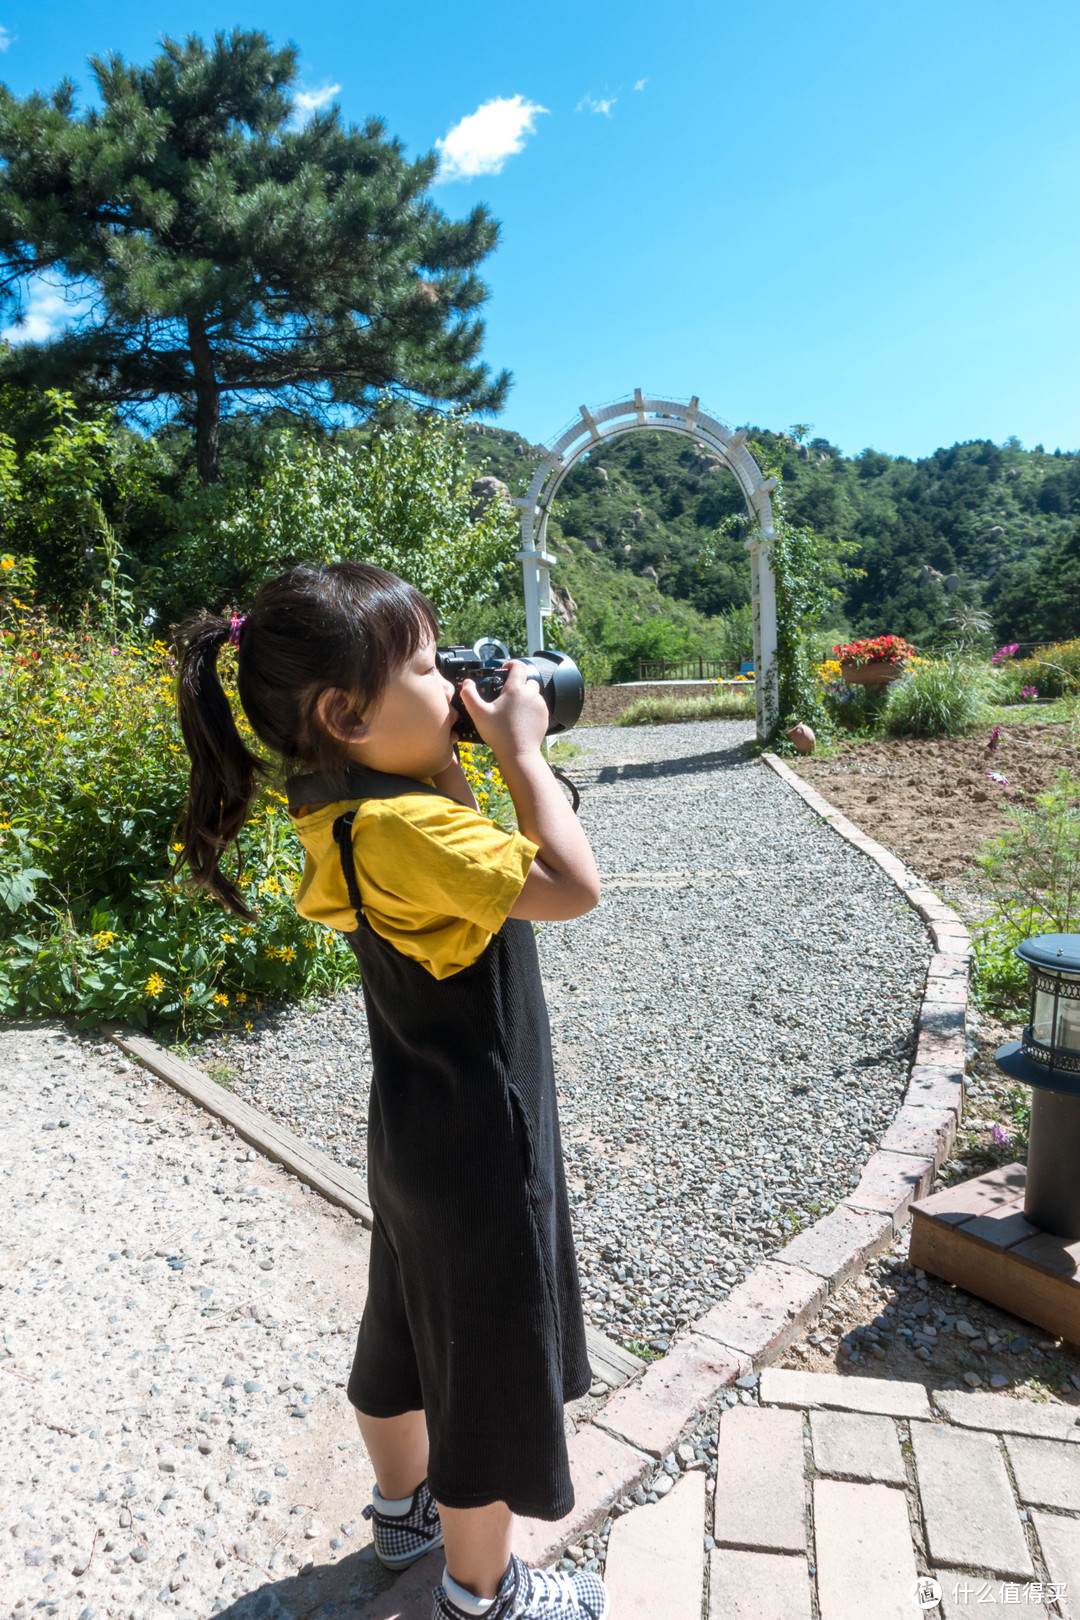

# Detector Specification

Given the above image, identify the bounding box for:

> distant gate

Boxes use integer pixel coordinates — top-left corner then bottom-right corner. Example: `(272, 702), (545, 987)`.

(515, 390), (779, 738)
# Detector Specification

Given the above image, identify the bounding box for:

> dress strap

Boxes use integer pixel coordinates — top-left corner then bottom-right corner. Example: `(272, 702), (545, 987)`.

(332, 810), (366, 931)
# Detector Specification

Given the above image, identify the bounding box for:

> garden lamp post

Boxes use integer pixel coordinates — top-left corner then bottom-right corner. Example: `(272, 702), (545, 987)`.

(994, 934), (1080, 1240)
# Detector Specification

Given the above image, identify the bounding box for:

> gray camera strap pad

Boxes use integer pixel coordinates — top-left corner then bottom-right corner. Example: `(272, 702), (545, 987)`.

(285, 766), (457, 814)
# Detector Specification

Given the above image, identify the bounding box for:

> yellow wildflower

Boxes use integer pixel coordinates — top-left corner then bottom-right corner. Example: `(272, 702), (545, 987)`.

(221, 933), (236, 944)
(92, 930), (117, 949)
(212, 992), (229, 1006)
(171, 842), (184, 853)
(0, 556), (14, 571)
(145, 973), (165, 996)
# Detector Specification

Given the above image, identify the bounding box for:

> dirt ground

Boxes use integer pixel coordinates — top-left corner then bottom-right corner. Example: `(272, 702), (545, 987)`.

(580, 683), (718, 725)
(793, 721), (1075, 888)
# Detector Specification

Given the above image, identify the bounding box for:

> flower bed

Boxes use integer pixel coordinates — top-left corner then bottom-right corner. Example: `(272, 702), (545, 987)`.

(832, 635), (917, 667)
(0, 614), (361, 1031)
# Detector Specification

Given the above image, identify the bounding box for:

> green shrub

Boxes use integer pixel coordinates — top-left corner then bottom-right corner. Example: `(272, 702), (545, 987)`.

(974, 771), (1080, 1018)
(0, 614), (358, 1032)
(975, 772), (1080, 930)
(972, 915), (1035, 1014)
(615, 690), (755, 726)
(1005, 639), (1080, 700)
(882, 657), (985, 737)
(820, 677), (884, 732)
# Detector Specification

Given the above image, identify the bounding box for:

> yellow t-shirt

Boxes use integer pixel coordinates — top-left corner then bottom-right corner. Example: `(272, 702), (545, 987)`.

(290, 791), (538, 980)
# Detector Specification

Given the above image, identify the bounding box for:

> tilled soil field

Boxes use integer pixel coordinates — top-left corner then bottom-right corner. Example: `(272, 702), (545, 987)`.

(793, 720), (1074, 887)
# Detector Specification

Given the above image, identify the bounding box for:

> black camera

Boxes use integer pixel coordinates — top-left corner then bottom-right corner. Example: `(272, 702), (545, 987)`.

(437, 640), (585, 744)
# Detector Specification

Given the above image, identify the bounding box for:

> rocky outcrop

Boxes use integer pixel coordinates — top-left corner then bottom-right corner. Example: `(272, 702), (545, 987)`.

(468, 475), (512, 520)
(551, 586), (578, 626)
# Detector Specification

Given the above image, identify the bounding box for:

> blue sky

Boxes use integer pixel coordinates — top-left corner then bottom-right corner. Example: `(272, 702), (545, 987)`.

(4, 0), (1080, 459)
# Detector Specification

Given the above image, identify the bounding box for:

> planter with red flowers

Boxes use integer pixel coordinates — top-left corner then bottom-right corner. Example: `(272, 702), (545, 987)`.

(834, 635), (917, 695)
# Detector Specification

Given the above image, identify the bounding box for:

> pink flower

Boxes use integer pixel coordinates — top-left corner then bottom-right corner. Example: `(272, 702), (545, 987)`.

(987, 770), (1009, 786)
(990, 1124), (1010, 1148)
(986, 725), (1001, 752)
(1021, 685), (1038, 701)
(992, 643), (1020, 665)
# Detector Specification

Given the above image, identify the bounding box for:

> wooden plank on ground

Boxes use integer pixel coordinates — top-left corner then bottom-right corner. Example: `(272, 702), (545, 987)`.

(586, 1325), (647, 1389)
(102, 1022), (374, 1227)
(910, 1167), (1080, 1346)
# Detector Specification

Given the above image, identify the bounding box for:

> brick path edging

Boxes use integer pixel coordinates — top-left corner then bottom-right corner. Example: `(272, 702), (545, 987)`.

(548, 750), (973, 1559)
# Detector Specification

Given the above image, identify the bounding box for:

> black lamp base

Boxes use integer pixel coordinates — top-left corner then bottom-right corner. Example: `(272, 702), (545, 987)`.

(994, 1039), (1080, 1097)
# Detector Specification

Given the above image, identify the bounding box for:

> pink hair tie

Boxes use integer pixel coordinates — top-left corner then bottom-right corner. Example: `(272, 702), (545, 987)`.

(228, 612), (247, 647)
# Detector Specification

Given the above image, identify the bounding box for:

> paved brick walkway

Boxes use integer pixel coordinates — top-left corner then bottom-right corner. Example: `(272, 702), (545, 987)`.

(602, 1370), (1080, 1620)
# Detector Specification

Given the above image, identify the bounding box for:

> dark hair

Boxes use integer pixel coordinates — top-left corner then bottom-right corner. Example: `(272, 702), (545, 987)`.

(175, 561), (437, 916)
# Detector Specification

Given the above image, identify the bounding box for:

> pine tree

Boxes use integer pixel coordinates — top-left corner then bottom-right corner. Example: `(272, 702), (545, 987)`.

(0, 30), (508, 482)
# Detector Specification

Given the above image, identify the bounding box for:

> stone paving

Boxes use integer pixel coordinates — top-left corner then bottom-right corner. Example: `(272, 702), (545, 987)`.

(599, 1368), (1080, 1620)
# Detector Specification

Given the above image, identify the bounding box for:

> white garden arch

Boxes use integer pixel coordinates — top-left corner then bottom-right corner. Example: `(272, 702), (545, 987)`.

(515, 390), (779, 739)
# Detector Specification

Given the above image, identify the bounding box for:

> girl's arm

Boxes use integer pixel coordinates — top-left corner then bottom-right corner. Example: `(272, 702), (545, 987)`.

(459, 664), (600, 921)
(430, 753), (479, 811)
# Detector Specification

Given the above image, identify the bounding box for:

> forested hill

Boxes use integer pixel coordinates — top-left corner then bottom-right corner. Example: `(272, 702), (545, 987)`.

(462, 423), (1080, 647)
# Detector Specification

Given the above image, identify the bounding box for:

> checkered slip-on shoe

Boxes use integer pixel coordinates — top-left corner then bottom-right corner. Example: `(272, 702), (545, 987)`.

(361, 1479), (443, 1570)
(433, 1553), (610, 1619)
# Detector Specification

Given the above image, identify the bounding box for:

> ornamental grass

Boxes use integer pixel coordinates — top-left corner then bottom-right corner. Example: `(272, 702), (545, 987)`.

(881, 656), (987, 738)
(615, 690), (756, 726)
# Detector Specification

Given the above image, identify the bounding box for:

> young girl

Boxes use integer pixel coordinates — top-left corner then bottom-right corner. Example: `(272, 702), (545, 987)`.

(176, 561), (609, 1620)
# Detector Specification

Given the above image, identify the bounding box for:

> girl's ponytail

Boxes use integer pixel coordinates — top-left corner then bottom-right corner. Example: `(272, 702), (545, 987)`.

(175, 615), (266, 918)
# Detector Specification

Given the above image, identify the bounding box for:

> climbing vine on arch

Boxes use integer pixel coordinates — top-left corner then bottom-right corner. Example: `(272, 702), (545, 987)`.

(701, 438), (860, 744)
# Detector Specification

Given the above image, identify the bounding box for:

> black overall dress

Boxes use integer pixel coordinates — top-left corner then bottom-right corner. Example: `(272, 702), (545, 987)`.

(290, 768), (591, 1521)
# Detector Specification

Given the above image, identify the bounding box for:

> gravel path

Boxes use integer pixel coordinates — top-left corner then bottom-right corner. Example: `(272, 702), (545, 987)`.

(0, 1021), (397, 1620)
(198, 720), (929, 1353)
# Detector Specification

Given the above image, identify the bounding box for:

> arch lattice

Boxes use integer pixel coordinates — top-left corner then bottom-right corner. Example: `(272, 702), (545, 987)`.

(515, 391), (779, 739)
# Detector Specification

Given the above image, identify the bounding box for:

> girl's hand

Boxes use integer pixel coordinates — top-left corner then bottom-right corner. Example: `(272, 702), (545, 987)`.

(461, 663), (600, 921)
(458, 661), (549, 763)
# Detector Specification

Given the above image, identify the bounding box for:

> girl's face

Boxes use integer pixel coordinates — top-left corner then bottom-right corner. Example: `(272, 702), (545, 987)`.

(336, 632), (459, 779)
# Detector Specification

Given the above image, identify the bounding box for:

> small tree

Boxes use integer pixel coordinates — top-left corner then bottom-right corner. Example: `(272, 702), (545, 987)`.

(0, 30), (508, 484)
(167, 415), (519, 624)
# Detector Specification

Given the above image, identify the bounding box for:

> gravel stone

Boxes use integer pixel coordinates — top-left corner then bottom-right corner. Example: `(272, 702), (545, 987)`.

(0, 1023), (383, 1617)
(198, 719), (926, 1349)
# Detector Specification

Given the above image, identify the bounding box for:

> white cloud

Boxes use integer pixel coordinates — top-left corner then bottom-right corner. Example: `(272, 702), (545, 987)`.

(0, 27), (13, 53)
(577, 93), (616, 116)
(434, 94), (549, 183)
(1, 279), (87, 345)
(634, 78), (648, 92)
(292, 81), (341, 122)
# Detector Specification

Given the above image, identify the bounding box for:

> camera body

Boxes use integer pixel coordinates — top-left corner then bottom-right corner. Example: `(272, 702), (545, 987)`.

(437, 641), (585, 744)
